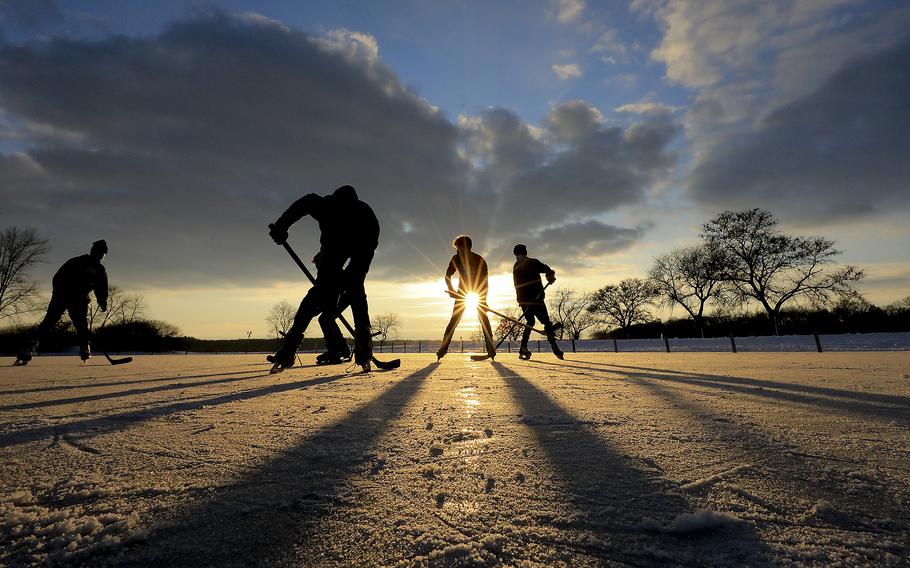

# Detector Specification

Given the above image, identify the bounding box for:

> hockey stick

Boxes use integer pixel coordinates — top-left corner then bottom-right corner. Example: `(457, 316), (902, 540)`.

(470, 284), (564, 362)
(492, 283), (557, 350)
(102, 351), (133, 365)
(271, 229), (400, 370)
(446, 290), (549, 335)
(94, 320), (133, 365)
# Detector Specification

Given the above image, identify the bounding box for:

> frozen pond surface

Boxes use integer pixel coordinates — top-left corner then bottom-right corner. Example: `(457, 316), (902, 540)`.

(1, 352), (908, 566)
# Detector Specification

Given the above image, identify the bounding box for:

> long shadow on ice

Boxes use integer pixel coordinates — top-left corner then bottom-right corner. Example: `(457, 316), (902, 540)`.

(493, 362), (773, 566)
(99, 363), (436, 566)
(0, 367), (273, 396)
(635, 378), (909, 555)
(0, 371), (272, 411)
(577, 360), (910, 407)
(526, 359), (910, 423)
(0, 372), (346, 448)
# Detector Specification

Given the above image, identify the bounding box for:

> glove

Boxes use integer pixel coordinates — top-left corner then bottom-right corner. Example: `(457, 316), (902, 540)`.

(99, 301), (108, 312)
(269, 223), (288, 245)
(546, 271), (556, 284)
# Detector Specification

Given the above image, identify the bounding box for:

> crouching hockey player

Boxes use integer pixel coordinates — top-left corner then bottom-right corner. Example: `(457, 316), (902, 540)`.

(267, 185), (379, 373)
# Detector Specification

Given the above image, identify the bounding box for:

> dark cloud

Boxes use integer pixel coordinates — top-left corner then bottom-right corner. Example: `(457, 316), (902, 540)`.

(0, 11), (677, 287)
(533, 220), (648, 257)
(462, 102), (679, 245)
(0, 0), (62, 32)
(688, 37), (910, 224)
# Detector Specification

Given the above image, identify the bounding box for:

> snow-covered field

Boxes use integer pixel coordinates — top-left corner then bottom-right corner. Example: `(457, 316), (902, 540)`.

(1, 352), (908, 566)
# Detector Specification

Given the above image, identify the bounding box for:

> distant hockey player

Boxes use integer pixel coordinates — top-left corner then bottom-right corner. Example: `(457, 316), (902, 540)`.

(512, 244), (563, 360)
(15, 240), (109, 365)
(436, 235), (496, 361)
(268, 185), (379, 373)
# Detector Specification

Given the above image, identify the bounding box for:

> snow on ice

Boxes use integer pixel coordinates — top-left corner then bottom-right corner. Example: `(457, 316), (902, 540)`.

(0, 352), (908, 566)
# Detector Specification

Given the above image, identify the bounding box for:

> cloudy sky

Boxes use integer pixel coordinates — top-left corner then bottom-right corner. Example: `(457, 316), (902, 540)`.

(1, 0), (908, 339)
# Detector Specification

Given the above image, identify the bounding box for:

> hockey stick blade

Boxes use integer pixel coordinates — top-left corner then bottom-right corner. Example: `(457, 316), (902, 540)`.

(371, 356), (400, 370)
(469, 354), (493, 362)
(103, 351), (133, 365)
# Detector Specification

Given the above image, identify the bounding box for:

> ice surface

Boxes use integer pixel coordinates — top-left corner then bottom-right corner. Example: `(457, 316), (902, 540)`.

(1, 352), (908, 566)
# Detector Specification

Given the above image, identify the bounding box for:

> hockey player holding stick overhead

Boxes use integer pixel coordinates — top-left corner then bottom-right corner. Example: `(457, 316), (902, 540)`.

(512, 244), (563, 360)
(15, 240), (109, 366)
(268, 185), (379, 373)
(436, 235), (496, 361)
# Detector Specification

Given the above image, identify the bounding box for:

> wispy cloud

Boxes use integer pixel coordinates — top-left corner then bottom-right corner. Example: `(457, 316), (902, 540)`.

(552, 62), (583, 80)
(555, 0), (585, 23)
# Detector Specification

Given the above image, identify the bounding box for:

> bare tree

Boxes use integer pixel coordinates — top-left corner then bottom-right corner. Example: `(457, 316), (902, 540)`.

(494, 306), (524, 342)
(885, 296), (910, 315)
(88, 286), (147, 330)
(703, 209), (863, 335)
(266, 300), (296, 338)
(371, 312), (401, 347)
(588, 278), (659, 338)
(149, 319), (181, 338)
(548, 288), (600, 340)
(649, 244), (727, 338)
(0, 227), (48, 322)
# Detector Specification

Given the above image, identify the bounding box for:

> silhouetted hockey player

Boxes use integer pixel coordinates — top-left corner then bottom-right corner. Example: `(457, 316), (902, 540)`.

(437, 235), (496, 361)
(15, 240), (109, 365)
(512, 244), (563, 360)
(268, 185), (379, 373)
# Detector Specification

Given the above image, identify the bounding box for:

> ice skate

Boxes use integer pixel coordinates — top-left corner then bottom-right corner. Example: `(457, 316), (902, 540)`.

(316, 349), (352, 365)
(14, 341), (38, 366)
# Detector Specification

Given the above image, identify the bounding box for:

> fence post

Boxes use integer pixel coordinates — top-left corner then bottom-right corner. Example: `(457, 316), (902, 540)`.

(507, 341), (511, 353)
(571, 338), (576, 353)
(814, 331), (823, 353)
(537, 340), (541, 352)
(664, 336), (670, 353)
(613, 337), (618, 353)
(730, 335), (737, 353)
(418, 340), (421, 353)
(460, 339), (464, 353)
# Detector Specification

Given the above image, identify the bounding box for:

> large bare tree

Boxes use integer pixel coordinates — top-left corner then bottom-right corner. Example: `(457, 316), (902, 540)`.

(88, 286), (147, 330)
(548, 288), (600, 340)
(588, 278), (659, 338)
(371, 312), (401, 347)
(266, 300), (296, 338)
(649, 244), (727, 338)
(0, 227), (48, 322)
(702, 209), (863, 335)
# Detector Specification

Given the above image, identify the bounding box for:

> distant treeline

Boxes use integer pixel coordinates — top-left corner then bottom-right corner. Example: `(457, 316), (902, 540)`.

(591, 303), (910, 340)
(1, 320), (182, 354)
(3, 298), (909, 355)
(181, 337), (329, 353)
(0, 321), (333, 355)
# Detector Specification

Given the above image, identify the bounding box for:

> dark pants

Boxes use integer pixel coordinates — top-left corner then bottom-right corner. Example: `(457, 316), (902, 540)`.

(31, 294), (91, 350)
(340, 251), (373, 361)
(439, 298), (495, 357)
(279, 251), (373, 361)
(520, 303), (560, 353)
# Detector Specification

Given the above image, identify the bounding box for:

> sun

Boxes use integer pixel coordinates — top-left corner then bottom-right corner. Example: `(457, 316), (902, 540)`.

(463, 291), (481, 312)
